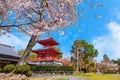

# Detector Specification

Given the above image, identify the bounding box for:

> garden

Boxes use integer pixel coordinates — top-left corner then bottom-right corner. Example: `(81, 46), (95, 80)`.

(0, 0), (120, 80)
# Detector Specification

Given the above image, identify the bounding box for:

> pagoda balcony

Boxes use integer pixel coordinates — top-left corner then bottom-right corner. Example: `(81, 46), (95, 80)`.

(29, 57), (60, 62)
(29, 58), (72, 66)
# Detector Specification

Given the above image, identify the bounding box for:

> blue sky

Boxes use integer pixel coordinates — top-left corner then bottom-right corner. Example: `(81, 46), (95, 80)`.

(0, 0), (120, 61)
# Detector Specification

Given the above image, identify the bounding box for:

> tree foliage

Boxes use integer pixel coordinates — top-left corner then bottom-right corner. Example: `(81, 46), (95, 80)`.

(0, 0), (103, 35)
(112, 59), (120, 66)
(103, 54), (110, 62)
(0, 0), (83, 36)
(97, 55), (119, 74)
(18, 50), (37, 59)
(71, 40), (98, 60)
(52, 46), (62, 59)
(71, 40), (98, 72)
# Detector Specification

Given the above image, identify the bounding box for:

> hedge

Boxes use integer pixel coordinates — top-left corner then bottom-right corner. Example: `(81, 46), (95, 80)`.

(31, 66), (75, 71)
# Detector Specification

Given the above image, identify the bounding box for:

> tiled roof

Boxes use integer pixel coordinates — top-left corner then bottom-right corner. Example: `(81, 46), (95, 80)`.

(0, 44), (20, 57)
(32, 47), (62, 55)
(0, 57), (19, 62)
(37, 37), (59, 47)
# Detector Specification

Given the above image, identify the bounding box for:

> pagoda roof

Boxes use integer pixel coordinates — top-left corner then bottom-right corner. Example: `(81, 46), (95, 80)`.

(37, 37), (59, 47)
(32, 48), (62, 55)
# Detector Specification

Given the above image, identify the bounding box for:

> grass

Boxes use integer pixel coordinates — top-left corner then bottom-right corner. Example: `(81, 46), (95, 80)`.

(74, 72), (120, 80)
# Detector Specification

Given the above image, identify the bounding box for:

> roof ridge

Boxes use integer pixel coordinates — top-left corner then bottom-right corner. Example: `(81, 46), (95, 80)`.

(0, 43), (14, 48)
(38, 37), (52, 41)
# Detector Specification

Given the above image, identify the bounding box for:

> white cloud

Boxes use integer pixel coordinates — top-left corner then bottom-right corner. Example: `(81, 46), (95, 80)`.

(112, 8), (120, 20)
(0, 33), (30, 50)
(92, 22), (120, 61)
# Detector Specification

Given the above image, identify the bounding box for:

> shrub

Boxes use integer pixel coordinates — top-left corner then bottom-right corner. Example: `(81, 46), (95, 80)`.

(89, 62), (95, 67)
(3, 64), (15, 73)
(0, 68), (2, 73)
(26, 71), (32, 76)
(119, 66), (120, 74)
(88, 66), (96, 72)
(16, 64), (30, 74)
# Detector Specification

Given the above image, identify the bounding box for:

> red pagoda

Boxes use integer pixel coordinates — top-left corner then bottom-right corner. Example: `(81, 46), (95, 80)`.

(29, 37), (72, 66)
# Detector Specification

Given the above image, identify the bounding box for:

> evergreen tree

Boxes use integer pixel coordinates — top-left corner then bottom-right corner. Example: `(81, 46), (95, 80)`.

(103, 54), (110, 62)
(71, 40), (98, 72)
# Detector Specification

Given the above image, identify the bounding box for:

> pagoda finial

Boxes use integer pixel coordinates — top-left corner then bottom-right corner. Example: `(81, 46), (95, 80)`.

(47, 30), (50, 38)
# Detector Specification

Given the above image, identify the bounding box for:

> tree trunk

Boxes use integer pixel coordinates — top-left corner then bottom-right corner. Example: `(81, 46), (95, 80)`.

(85, 63), (88, 72)
(17, 35), (38, 65)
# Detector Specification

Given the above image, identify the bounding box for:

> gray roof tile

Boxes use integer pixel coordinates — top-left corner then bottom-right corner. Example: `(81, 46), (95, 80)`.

(0, 44), (20, 57)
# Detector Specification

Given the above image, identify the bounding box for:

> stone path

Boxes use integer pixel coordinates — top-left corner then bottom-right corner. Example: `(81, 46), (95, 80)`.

(32, 73), (90, 80)
(0, 73), (29, 80)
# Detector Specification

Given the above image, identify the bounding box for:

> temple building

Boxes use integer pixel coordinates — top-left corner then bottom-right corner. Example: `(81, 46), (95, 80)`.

(29, 37), (72, 66)
(0, 44), (20, 68)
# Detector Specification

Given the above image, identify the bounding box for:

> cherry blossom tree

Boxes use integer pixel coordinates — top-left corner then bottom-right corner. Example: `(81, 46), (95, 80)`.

(0, 0), (103, 65)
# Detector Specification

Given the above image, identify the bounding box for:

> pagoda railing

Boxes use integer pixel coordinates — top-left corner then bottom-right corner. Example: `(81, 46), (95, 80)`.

(29, 58), (72, 66)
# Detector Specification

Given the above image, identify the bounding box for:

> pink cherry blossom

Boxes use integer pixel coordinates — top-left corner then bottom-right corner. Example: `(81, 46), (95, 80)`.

(0, 0), (83, 36)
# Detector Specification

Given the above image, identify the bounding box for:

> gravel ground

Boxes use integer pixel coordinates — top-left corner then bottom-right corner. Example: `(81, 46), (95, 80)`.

(31, 73), (90, 80)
